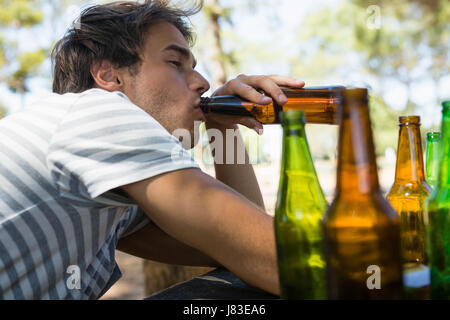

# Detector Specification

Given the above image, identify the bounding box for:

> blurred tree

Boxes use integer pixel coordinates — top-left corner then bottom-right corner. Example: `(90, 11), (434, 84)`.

(0, 0), (42, 26)
(0, 0), (92, 112)
(202, 0), (230, 88)
(0, 0), (44, 109)
(0, 101), (6, 118)
(291, 0), (449, 155)
(352, 0), (449, 127)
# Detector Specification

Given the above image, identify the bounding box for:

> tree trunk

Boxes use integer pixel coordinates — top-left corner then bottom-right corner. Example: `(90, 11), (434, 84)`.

(143, 261), (213, 296)
(206, 0), (227, 89)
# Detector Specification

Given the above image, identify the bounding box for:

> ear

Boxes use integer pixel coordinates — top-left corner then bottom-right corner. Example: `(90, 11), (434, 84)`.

(90, 60), (124, 92)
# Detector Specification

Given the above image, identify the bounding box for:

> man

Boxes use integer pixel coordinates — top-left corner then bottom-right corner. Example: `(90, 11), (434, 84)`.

(0, 0), (304, 299)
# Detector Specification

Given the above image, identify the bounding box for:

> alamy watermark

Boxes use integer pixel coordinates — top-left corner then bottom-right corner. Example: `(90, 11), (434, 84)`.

(366, 265), (381, 290)
(171, 121), (264, 165)
(366, 5), (381, 30)
(66, 265), (81, 290)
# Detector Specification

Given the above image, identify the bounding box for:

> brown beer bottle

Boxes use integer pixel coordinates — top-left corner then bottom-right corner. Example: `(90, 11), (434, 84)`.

(200, 86), (344, 124)
(323, 88), (403, 299)
(387, 116), (431, 266)
(386, 116), (431, 299)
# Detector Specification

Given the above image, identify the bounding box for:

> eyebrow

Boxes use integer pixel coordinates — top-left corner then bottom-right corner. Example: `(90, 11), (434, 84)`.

(163, 44), (197, 68)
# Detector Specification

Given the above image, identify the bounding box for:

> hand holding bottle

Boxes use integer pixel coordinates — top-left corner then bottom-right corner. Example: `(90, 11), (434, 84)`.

(204, 74), (305, 134)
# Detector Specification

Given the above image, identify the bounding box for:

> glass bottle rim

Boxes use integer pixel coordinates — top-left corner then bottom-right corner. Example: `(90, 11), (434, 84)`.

(280, 109), (306, 125)
(442, 100), (450, 111)
(342, 87), (368, 101)
(427, 131), (440, 140)
(399, 115), (420, 126)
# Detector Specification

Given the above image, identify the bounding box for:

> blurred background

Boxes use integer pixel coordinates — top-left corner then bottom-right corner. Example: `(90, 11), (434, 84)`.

(0, 0), (448, 299)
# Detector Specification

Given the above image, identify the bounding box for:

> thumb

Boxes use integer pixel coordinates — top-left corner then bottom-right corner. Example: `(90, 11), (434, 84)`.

(240, 117), (264, 135)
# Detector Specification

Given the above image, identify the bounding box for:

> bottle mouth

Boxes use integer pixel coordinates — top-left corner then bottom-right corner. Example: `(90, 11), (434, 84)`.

(399, 115), (420, 126)
(427, 132), (441, 141)
(442, 100), (450, 111)
(342, 88), (369, 101)
(199, 97), (210, 109)
(279, 109), (306, 125)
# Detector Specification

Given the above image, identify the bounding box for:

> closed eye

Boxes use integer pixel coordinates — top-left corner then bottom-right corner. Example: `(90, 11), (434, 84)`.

(168, 61), (182, 67)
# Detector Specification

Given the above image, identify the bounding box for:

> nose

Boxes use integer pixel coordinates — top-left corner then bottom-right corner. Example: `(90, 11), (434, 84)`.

(190, 71), (210, 96)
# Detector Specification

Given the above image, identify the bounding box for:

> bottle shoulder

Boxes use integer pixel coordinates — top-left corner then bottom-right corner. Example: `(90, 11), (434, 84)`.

(387, 181), (431, 198)
(275, 187), (328, 216)
(324, 192), (399, 226)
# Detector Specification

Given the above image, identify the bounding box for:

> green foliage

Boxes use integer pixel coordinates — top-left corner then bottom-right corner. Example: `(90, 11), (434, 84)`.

(369, 93), (402, 156)
(350, 0), (449, 82)
(0, 0), (43, 27)
(0, 101), (6, 118)
(0, 0), (44, 99)
(7, 48), (46, 93)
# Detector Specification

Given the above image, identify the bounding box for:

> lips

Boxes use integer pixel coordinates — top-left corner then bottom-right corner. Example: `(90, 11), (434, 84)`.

(195, 105), (205, 116)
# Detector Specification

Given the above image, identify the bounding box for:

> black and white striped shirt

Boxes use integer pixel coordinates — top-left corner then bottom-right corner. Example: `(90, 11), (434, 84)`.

(0, 88), (198, 299)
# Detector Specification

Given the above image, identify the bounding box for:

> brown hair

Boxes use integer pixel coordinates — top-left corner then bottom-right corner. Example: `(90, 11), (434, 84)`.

(51, 0), (202, 94)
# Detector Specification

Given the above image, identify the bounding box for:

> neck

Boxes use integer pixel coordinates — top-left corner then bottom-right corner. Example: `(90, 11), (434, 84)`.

(336, 91), (380, 197)
(437, 109), (450, 189)
(393, 122), (426, 184)
(281, 123), (313, 172)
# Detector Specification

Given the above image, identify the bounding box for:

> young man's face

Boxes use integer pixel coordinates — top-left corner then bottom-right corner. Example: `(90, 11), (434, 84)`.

(120, 22), (210, 147)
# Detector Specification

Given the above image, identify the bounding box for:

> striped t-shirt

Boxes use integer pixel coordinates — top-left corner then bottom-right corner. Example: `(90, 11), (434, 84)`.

(0, 88), (199, 299)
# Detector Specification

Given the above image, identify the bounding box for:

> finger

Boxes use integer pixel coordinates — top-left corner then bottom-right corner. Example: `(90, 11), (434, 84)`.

(241, 75), (291, 106)
(226, 78), (273, 105)
(267, 75), (305, 88)
(221, 114), (263, 134)
(205, 113), (263, 135)
(239, 117), (264, 135)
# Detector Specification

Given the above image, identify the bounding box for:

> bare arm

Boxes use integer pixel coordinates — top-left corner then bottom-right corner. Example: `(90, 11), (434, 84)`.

(121, 168), (279, 295)
(205, 74), (305, 209)
(205, 121), (265, 210)
(116, 221), (220, 267)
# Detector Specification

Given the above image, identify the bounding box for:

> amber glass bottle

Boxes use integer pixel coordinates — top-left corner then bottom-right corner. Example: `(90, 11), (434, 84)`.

(200, 86), (344, 124)
(386, 116), (431, 299)
(323, 88), (403, 300)
(387, 116), (431, 266)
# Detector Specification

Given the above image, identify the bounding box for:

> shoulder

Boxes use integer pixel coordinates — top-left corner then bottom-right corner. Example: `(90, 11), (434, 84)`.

(22, 89), (136, 116)
(54, 88), (170, 133)
(74, 88), (139, 110)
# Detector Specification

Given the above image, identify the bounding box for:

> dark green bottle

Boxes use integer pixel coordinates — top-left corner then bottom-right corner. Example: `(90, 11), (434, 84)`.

(274, 109), (328, 299)
(426, 132), (441, 189)
(425, 101), (450, 299)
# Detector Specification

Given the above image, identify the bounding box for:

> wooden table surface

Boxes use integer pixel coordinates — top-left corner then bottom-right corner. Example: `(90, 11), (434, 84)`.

(145, 268), (278, 300)
(145, 265), (431, 300)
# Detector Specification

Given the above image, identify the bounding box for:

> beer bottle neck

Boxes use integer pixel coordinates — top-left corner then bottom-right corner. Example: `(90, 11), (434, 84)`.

(426, 133), (440, 188)
(278, 111), (326, 208)
(393, 118), (426, 184)
(437, 106), (450, 189)
(336, 94), (380, 197)
(281, 123), (313, 172)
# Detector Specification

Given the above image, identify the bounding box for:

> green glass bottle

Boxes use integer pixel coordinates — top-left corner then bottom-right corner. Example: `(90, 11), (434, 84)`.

(425, 101), (450, 299)
(274, 109), (328, 299)
(426, 132), (441, 189)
